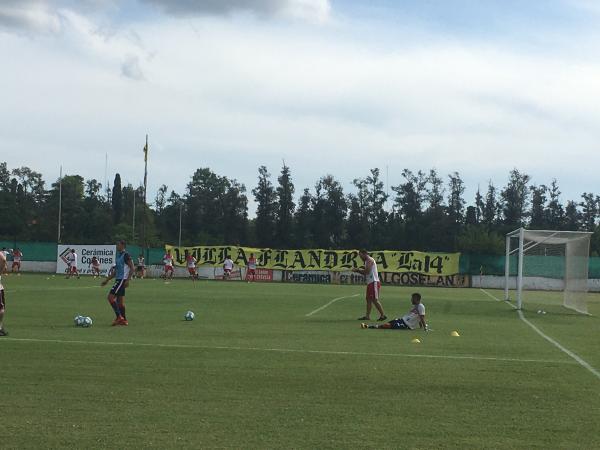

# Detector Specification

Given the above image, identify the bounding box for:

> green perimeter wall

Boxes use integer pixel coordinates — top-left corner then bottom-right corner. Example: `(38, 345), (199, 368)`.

(4, 241), (600, 279)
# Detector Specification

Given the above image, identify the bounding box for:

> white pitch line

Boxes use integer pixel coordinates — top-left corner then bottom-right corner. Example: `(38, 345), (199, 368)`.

(1, 337), (575, 366)
(481, 288), (600, 380)
(305, 293), (360, 317)
(480, 288), (517, 309)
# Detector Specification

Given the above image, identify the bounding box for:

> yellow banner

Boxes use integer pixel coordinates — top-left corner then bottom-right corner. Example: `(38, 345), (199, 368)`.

(164, 245), (460, 276)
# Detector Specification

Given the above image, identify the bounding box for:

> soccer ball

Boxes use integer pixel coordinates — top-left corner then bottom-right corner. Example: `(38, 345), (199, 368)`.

(82, 316), (93, 328)
(184, 311), (195, 321)
(74, 315), (84, 327)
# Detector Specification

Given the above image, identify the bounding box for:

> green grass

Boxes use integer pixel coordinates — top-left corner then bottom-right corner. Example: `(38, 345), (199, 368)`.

(1, 274), (599, 449)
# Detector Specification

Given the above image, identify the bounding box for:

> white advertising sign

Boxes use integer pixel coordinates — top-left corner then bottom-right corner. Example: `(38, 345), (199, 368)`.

(56, 244), (116, 275)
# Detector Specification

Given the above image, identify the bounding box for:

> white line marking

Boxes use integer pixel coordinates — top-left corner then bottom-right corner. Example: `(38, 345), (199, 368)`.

(481, 288), (600, 380)
(516, 310), (600, 380)
(1, 337), (574, 365)
(305, 293), (360, 317)
(480, 288), (517, 309)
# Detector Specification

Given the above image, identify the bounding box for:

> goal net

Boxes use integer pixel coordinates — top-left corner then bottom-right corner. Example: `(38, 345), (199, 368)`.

(504, 228), (592, 314)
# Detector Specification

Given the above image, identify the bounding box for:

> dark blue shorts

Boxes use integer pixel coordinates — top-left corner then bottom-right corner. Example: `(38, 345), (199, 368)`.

(389, 318), (409, 329)
(110, 279), (126, 297)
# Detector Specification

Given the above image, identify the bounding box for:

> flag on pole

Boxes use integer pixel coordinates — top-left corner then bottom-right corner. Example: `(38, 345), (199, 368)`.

(143, 142), (148, 162)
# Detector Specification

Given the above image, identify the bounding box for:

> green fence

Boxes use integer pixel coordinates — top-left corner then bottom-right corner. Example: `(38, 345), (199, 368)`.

(461, 253), (600, 279)
(4, 241), (600, 278)
(0, 241), (165, 265)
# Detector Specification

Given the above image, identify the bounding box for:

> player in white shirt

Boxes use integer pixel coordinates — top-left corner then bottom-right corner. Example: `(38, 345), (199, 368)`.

(186, 254), (198, 280)
(11, 248), (23, 274)
(361, 293), (427, 330)
(163, 251), (174, 279)
(66, 249), (80, 279)
(135, 254), (146, 279)
(352, 249), (387, 321)
(223, 257), (234, 280)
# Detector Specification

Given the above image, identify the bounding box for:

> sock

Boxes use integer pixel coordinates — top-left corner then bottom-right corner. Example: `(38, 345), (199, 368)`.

(109, 300), (120, 318)
(368, 325), (379, 329)
(118, 303), (126, 320)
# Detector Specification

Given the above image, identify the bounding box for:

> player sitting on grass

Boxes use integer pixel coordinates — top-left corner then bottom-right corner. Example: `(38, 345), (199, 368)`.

(361, 293), (427, 331)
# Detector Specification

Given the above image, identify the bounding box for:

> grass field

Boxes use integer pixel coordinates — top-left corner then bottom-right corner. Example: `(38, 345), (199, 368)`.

(1, 274), (599, 449)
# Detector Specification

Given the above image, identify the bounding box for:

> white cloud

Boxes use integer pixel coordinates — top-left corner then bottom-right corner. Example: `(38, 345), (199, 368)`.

(0, 0), (62, 33)
(140, 0), (331, 23)
(2, 4), (600, 211)
(121, 54), (144, 80)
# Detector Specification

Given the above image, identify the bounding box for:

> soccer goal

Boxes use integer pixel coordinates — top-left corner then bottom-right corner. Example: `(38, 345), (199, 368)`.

(504, 228), (592, 314)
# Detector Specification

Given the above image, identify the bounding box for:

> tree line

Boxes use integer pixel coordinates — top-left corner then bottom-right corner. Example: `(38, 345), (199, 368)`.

(1, 161), (599, 254)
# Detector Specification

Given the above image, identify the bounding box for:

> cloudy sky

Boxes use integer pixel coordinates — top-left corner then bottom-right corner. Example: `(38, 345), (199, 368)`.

(2, 0), (600, 213)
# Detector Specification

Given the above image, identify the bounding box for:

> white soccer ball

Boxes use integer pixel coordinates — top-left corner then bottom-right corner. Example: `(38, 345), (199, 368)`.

(184, 311), (195, 321)
(82, 316), (93, 328)
(74, 315), (84, 326)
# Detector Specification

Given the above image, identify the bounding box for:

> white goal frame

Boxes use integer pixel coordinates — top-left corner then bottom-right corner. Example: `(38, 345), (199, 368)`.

(504, 228), (592, 313)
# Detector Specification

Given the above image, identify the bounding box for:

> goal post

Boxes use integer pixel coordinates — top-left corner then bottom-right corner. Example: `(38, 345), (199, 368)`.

(504, 228), (592, 314)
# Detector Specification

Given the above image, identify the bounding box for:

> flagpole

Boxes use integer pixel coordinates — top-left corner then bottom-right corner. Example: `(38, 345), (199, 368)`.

(57, 165), (62, 243)
(142, 134), (148, 251)
(132, 190), (136, 243)
(178, 201), (183, 247)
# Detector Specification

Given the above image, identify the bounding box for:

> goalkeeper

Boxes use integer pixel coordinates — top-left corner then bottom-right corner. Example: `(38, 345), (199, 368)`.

(361, 293), (427, 330)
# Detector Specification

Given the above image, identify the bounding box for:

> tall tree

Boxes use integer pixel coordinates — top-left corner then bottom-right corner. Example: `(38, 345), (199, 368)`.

(352, 168), (388, 248)
(112, 173), (123, 224)
(482, 182), (499, 228)
(275, 164), (295, 247)
(252, 166), (277, 247)
(392, 169), (427, 248)
(293, 188), (313, 247)
(501, 169), (531, 227)
(155, 184), (168, 214)
(447, 172), (465, 225)
(564, 200), (580, 231)
(529, 185), (547, 229)
(312, 175), (347, 248)
(474, 186), (484, 224)
(580, 192), (597, 231)
(346, 193), (369, 248)
(426, 169), (445, 212)
(546, 179), (564, 229)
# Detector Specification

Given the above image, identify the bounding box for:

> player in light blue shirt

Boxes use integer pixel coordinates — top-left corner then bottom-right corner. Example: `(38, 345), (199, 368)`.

(101, 240), (135, 326)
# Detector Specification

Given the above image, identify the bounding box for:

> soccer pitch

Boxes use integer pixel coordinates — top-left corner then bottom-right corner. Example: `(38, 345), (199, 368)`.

(2, 275), (599, 449)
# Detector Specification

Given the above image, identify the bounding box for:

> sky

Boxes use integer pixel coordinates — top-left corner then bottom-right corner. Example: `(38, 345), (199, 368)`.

(2, 0), (600, 214)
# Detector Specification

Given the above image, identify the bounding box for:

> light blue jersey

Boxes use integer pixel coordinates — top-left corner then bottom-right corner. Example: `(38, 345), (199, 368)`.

(115, 251), (131, 280)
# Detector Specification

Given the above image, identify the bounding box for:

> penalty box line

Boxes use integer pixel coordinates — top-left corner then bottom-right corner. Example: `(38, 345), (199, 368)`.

(480, 288), (600, 381)
(2, 336), (576, 366)
(305, 293), (360, 317)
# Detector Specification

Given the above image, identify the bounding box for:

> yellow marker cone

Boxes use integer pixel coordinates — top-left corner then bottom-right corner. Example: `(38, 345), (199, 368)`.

(450, 331), (460, 337)
(411, 338), (421, 344)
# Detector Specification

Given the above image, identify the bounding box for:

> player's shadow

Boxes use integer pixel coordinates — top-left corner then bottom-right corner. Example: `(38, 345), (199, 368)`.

(305, 318), (378, 323)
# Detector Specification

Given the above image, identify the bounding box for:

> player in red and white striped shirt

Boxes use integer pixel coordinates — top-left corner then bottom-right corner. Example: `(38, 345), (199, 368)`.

(163, 251), (174, 279)
(11, 248), (23, 274)
(186, 254), (198, 280)
(246, 253), (257, 283)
